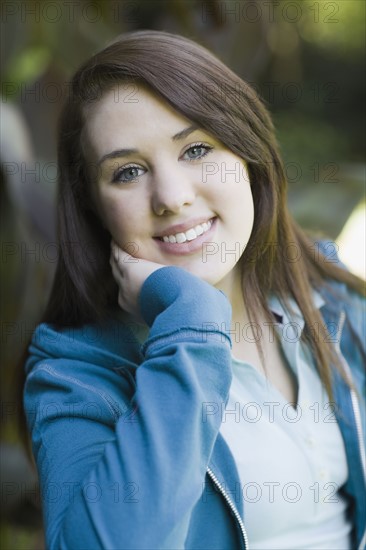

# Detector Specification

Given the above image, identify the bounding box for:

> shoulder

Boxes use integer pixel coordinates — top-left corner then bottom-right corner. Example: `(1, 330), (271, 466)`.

(25, 311), (143, 374)
(312, 238), (365, 352)
(314, 238), (364, 308)
(23, 315), (142, 432)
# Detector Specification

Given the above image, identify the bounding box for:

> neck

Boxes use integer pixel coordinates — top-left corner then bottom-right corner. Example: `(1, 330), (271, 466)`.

(214, 265), (249, 325)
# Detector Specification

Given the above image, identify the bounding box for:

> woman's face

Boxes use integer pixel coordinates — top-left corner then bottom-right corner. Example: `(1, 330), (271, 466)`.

(83, 85), (254, 286)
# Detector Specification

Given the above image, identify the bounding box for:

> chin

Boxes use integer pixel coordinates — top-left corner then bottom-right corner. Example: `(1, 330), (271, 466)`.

(178, 261), (235, 286)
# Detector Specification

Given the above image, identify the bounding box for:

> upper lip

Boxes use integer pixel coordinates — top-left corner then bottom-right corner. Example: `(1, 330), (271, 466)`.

(154, 216), (215, 238)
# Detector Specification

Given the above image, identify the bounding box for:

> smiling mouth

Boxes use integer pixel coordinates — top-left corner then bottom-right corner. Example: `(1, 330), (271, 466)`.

(156, 218), (215, 244)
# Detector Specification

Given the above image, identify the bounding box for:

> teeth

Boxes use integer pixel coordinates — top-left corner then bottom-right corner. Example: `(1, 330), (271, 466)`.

(161, 219), (213, 243)
(176, 233), (187, 244)
(185, 229), (197, 241)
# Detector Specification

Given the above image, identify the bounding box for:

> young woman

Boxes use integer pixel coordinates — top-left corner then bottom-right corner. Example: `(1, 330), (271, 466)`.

(22, 30), (365, 549)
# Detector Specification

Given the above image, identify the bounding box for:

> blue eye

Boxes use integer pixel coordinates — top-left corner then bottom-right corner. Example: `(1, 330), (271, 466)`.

(112, 165), (145, 183)
(183, 143), (213, 161)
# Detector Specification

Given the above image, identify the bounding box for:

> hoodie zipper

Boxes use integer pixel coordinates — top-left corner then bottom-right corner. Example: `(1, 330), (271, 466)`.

(206, 467), (248, 549)
(336, 310), (366, 550)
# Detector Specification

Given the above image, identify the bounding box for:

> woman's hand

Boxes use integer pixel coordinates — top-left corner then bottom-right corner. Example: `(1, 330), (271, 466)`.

(110, 240), (166, 321)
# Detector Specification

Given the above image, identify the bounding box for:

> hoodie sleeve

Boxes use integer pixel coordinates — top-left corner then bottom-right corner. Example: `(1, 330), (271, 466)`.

(24, 266), (233, 549)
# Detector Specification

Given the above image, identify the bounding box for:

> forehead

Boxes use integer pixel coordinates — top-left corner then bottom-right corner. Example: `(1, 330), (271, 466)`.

(83, 84), (191, 153)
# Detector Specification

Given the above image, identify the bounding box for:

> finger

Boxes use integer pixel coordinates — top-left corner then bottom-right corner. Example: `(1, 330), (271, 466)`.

(111, 242), (125, 264)
(111, 241), (136, 265)
(110, 255), (123, 280)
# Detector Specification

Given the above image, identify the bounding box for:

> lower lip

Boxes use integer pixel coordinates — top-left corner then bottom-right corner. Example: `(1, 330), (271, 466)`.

(154, 217), (218, 256)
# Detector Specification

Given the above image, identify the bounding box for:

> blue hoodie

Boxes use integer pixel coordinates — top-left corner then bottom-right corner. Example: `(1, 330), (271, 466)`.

(24, 265), (365, 549)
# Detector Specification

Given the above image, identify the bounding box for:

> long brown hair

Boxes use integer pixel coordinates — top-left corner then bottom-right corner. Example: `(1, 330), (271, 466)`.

(19, 30), (364, 454)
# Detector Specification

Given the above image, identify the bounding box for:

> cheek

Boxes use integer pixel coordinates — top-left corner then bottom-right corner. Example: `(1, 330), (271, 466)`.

(212, 177), (253, 216)
(240, 184), (254, 221)
(97, 194), (138, 239)
(238, 186), (255, 235)
(217, 180), (254, 242)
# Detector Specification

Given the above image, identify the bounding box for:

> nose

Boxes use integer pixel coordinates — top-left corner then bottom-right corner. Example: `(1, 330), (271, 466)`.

(151, 164), (196, 216)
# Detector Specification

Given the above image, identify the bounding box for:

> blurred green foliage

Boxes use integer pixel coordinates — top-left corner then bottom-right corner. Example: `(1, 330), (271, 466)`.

(300, 0), (365, 54)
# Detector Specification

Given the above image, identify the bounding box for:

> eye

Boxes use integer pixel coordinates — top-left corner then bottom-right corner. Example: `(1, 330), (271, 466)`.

(182, 142), (213, 161)
(112, 164), (146, 184)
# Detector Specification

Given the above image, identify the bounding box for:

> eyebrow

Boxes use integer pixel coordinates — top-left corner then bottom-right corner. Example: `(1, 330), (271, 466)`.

(97, 124), (199, 166)
(171, 124), (198, 142)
